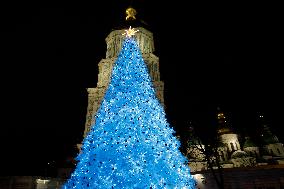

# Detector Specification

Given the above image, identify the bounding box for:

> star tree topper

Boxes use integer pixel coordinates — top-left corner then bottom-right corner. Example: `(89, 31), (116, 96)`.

(122, 26), (139, 38)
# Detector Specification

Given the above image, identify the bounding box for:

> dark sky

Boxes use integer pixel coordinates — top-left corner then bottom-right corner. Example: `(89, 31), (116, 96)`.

(1, 1), (283, 176)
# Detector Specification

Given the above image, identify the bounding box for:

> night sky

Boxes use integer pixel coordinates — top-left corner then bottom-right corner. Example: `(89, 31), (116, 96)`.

(1, 1), (283, 176)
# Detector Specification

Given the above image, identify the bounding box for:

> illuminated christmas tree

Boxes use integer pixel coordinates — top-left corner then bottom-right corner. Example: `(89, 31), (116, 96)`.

(63, 27), (195, 189)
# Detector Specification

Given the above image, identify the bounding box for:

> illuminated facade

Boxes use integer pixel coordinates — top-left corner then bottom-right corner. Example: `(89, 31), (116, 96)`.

(0, 176), (65, 189)
(187, 110), (284, 188)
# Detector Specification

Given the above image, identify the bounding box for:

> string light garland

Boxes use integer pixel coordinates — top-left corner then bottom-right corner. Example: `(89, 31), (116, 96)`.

(62, 28), (195, 189)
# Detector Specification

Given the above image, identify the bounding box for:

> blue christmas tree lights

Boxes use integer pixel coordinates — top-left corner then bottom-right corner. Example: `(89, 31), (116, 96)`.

(63, 28), (195, 189)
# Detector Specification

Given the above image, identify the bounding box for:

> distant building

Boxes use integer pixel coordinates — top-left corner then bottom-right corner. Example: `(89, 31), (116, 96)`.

(0, 176), (65, 189)
(186, 109), (284, 188)
(192, 165), (284, 189)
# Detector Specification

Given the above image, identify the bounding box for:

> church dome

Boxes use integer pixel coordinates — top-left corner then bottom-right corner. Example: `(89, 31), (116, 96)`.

(231, 150), (249, 159)
(262, 135), (279, 145)
(261, 125), (279, 145)
(112, 7), (151, 31)
(243, 137), (258, 148)
(216, 109), (234, 135)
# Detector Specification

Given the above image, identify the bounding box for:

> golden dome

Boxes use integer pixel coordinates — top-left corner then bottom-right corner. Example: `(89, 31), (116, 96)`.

(125, 7), (137, 21)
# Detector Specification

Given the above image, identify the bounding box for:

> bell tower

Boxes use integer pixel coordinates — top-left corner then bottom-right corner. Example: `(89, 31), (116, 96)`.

(82, 7), (165, 139)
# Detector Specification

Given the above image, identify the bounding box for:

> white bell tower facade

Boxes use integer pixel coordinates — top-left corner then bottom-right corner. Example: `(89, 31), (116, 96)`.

(82, 13), (165, 138)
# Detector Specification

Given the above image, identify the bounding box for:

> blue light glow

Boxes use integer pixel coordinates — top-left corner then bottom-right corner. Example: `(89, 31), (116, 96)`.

(62, 36), (195, 188)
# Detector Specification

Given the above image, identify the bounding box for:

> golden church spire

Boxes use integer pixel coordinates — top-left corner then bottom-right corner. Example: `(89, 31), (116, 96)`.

(125, 7), (137, 21)
(216, 108), (233, 135)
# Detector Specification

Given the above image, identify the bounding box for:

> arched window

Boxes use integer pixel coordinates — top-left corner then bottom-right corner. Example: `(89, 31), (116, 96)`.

(277, 148), (281, 155)
(235, 142), (239, 150)
(221, 151), (225, 161)
(230, 142), (235, 151)
(226, 144), (230, 151)
(219, 153), (223, 162)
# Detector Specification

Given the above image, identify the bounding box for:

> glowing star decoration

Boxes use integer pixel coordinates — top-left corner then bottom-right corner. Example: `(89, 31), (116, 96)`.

(122, 26), (139, 38)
